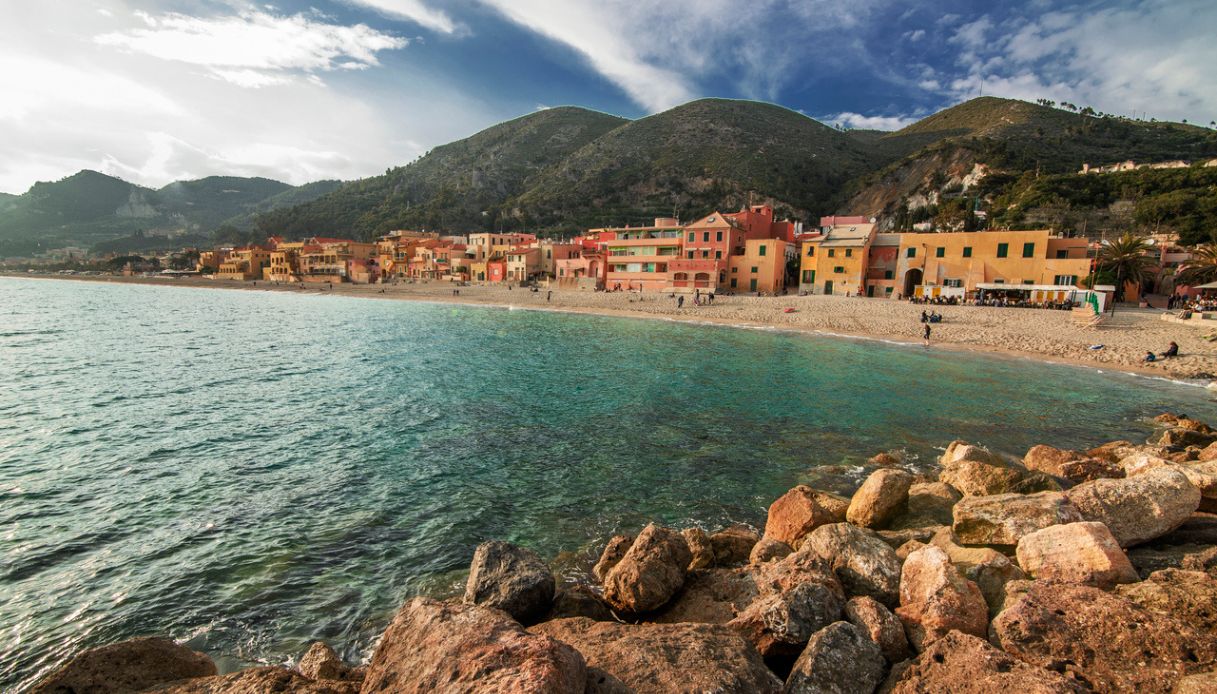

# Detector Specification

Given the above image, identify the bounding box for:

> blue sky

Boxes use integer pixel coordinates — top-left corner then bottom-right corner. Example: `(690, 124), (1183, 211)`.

(1, 0), (1214, 193)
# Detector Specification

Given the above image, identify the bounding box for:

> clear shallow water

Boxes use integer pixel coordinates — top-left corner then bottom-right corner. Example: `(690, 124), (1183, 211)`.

(2, 277), (1215, 689)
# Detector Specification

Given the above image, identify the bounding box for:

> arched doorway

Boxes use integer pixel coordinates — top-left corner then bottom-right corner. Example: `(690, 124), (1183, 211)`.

(903, 268), (923, 298)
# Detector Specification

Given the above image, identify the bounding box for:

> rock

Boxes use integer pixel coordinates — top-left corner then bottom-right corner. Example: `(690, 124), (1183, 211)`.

(592, 534), (633, 582)
(880, 631), (1085, 694)
(801, 523), (902, 606)
(764, 485), (849, 548)
(952, 492), (1083, 546)
(847, 469), (914, 529)
(654, 568), (758, 625)
(842, 596), (908, 663)
(868, 452), (902, 466)
(549, 584), (615, 622)
(878, 526), (944, 550)
(1157, 427), (1217, 449)
(1154, 513), (1217, 545)
(1155, 412), (1182, 425)
(1022, 444), (1082, 477)
(929, 528), (1026, 616)
(1177, 417), (1215, 434)
(153, 666), (359, 694)
(1199, 442), (1217, 462)
(1117, 569), (1217, 633)
(1065, 467), (1201, 546)
(1175, 671), (1217, 694)
(1176, 461), (1217, 499)
(531, 618), (782, 694)
(990, 581), (1217, 694)
(1127, 543), (1217, 578)
(939, 442), (1026, 496)
(709, 524), (760, 566)
(1118, 453), (1175, 477)
(1058, 457), (1125, 483)
(297, 642), (349, 681)
(602, 524), (691, 613)
(463, 540), (556, 625)
(727, 577), (845, 659)
(890, 482), (960, 529)
(1015, 521), (1138, 588)
(784, 622), (886, 694)
(895, 539), (928, 562)
(362, 597), (585, 693)
(894, 546), (988, 652)
(749, 537), (793, 565)
(1087, 440), (1141, 463)
(940, 440), (1007, 467)
(31, 637), (217, 694)
(681, 527), (715, 571)
(1008, 472), (1063, 493)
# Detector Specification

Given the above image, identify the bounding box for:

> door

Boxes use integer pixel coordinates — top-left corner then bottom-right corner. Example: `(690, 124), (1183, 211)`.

(867, 285), (875, 297)
(824, 280), (834, 295)
(749, 278), (757, 292)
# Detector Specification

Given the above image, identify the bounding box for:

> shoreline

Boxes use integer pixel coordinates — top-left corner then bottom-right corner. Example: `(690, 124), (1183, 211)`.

(6, 272), (1213, 382)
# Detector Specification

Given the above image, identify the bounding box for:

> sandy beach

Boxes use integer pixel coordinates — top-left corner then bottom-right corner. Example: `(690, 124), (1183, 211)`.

(13, 273), (1217, 381)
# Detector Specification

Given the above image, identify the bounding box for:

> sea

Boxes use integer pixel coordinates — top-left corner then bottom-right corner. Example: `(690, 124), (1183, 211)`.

(2, 276), (1215, 689)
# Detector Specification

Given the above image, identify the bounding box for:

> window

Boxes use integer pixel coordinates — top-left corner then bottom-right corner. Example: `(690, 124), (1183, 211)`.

(944, 278), (963, 288)
(1023, 242), (1035, 258)
(884, 270), (893, 280)
(749, 279), (758, 292)
(936, 247), (945, 258)
(701, 250), (709, 259)
(1023, 280), (1035, 285)
(834, 266), (845, 273)
(730, 278), (737, 288)
(885, 286), (893, 294)
(907, 247), (916, 258)
(993, 278), (1005, 284)
(715, 250), (722, 259)
(828, 249), (836, 257)
(686, 251), (694, 259)
(732, 267), (738, 273)
(703, 232), (710, 242)
(716, 231), (723, 242)
(845, 248), (853, 258)
(802, 270), (813, 283)
(1056, 249), (1069, 259)
(751, 266), (758, 273)
(963, 246), (972, 258)
(997, 243), (1009, 258)
(759, 245), (767, 257)
(687, 232), (694, 242)
(807, 246), (815, 256)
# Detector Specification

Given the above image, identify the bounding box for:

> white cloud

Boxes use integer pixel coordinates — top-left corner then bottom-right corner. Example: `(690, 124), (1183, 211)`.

(826, 111), (920, 131)
(343, 0), (457, 34)
(95, 10), (407, 88)
(904, 29), (925, 42)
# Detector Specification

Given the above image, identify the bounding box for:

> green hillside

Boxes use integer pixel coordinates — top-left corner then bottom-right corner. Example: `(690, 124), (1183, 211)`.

(251, 107), (628, 238)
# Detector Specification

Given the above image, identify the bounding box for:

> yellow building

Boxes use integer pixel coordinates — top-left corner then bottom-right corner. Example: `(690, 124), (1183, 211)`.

(726, 239), (791, 293)
(216, 247), (271, 280)
(799, 222), (875, 296)
(890, 230), (1091, 298)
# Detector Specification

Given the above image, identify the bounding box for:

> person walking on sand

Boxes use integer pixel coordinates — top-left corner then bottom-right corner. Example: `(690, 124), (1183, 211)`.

(923, 322), (932, 345)
(677, 295), (685, 308)
(547, 290), (552, 302)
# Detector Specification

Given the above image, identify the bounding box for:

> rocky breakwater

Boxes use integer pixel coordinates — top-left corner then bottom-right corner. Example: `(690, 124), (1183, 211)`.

(30, 412), (1217, 693)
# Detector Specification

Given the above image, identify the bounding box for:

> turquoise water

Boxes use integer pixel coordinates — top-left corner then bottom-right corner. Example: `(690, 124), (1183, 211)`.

(2, 277), (1214, 689)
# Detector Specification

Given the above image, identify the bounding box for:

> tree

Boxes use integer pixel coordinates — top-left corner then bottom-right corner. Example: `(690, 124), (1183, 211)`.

(1176, 244), (1217, 288)
(1099, 233), (1157, 301)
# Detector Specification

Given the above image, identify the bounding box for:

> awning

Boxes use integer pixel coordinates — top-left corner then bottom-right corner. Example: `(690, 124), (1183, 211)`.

(1191, 281), (1217, 289)
(976, 283), (1086, 292)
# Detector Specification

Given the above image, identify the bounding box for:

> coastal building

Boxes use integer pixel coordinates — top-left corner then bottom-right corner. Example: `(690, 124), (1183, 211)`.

(725, 238), (792, 293)
(197, 249), (230, 273)
(799, 220), (876, 295)
(468, 233), (537, 261)
(555, 249), (606, 289)
(506, 247), (543, 283)
(216, 247), (271, 281)
(298, 238), (376, 283)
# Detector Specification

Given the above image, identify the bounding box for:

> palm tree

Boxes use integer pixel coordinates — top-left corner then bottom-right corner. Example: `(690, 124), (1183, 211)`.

(1099, 233), (1157, 302)
(1176, 244), (1217, 288)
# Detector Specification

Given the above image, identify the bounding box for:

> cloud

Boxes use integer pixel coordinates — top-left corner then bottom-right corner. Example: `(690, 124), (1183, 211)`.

(904, 29), (925, 42)
(95, 10), (407, 88)
(826, 111), (920, 131)
(343, 0), (457, 34)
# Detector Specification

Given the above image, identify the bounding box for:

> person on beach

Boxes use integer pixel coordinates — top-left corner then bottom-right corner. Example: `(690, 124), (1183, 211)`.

(921, 310), (928, 323)
(677, 295), (685, 308)
(1145, 351), (1158, 363)
(1161, 341), (1179, 358)
(547, 290), (552, 302)
(923, 323), (931, 345)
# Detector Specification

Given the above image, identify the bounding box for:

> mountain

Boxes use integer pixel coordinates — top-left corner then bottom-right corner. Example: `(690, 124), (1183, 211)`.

(0, 171), (341, 257)
(842, 97), (1217, 224)
(251, 106), (628, 239)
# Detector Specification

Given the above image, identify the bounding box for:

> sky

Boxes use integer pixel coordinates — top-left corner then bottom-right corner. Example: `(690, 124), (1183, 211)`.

(1, 0), (1214, 194)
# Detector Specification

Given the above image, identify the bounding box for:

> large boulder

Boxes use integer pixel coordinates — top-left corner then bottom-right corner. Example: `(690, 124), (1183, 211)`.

(297, 642), (353, 682)
(362, 598), (585, 693)
(880, 631), (1084, 694)
(727, 577), (844, 659)
(764, 485), (849, 548)
(939, 442), (1025, 496)
(654, 568), (759, 625)
(681, 528), (715, 571)
(1022, 444), (1082, 477)
(592, 534), (633, 582)
(890, 482), (960, 529)
(1116, 568), (1217, 633)
(153, 666), (359, 693)
(894, 546), (988, 652)
(463, 540), (555, 625)
(990, 582), (1217, 693)
(31, 637), (217, 694)
(1156, 427), (1217, 449)
(1126, 543), (1217, 578)
(842, 596), (908, 663)
(847, 469), (914, 529)
(749, 537), (793, 565)
(929, 528), (1026, 616)
(1065, 467), (1201, 547)
(602, 524), (691, 613)
(1087, 440), (1139, 463)
(1176, 672), (1217, 694)
(548, 584), (615, 622)
(784, 622), (886, 694)
(952, 492), (1082, 546)
(531, 618), (782, 694)
(800, 523), (902, 606)
(1015, 521), (1138, 588)
(710, 525), (760, 566)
